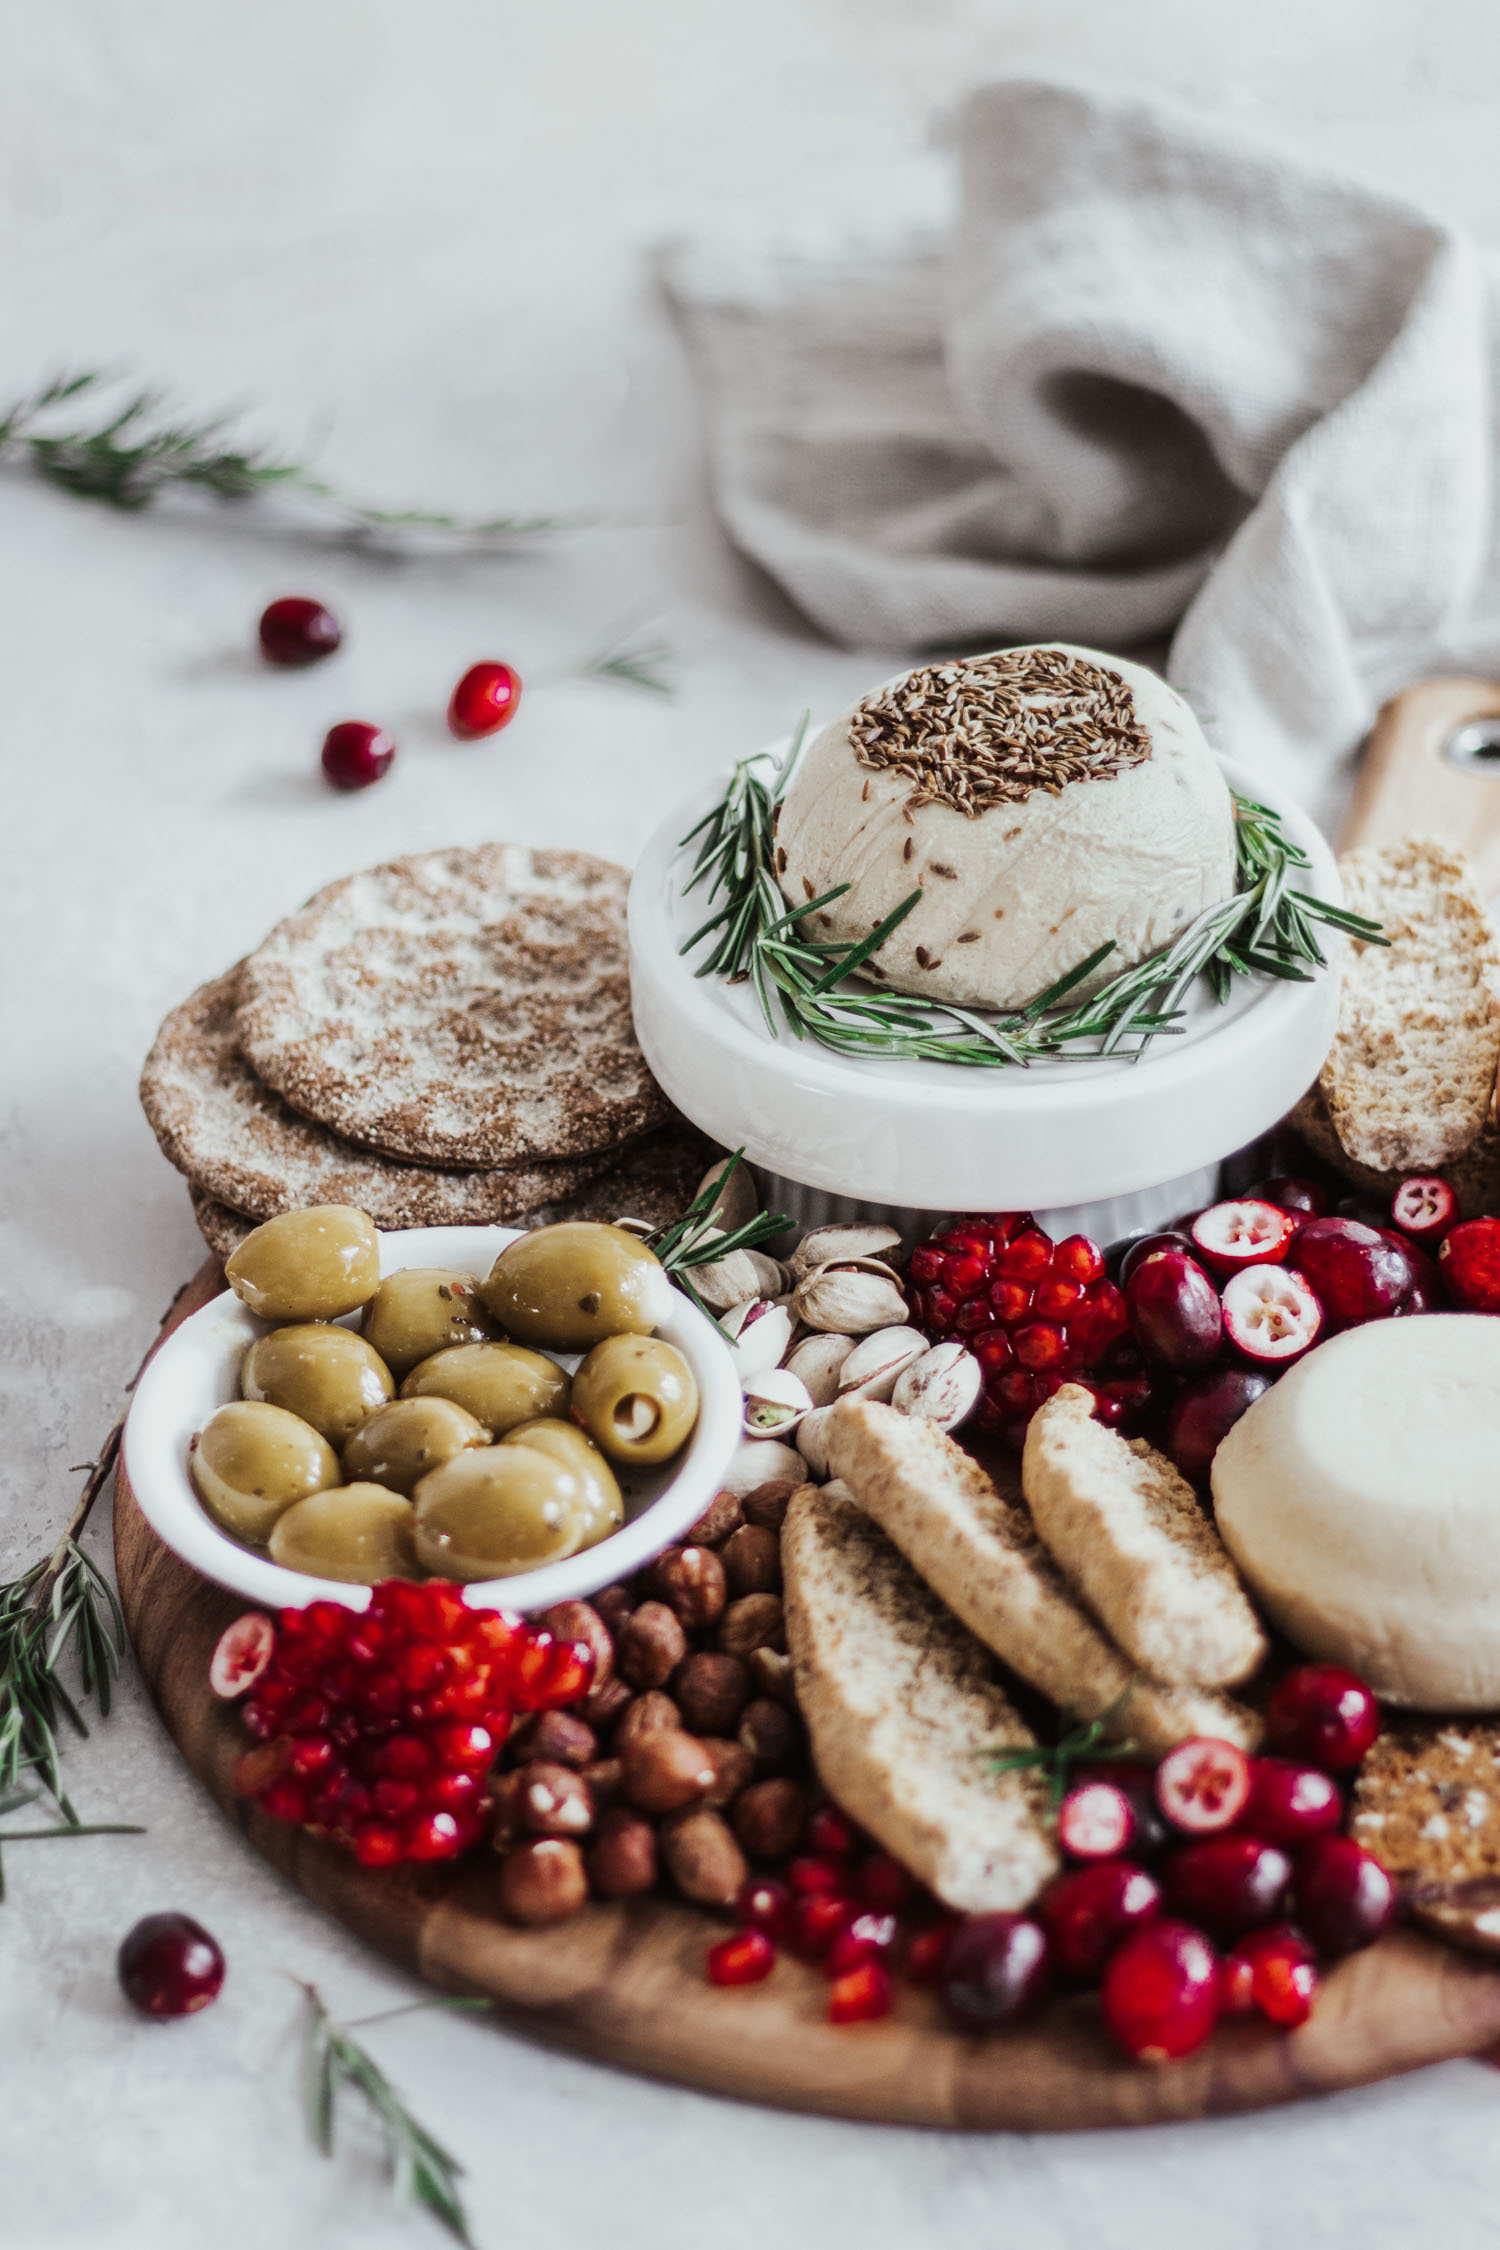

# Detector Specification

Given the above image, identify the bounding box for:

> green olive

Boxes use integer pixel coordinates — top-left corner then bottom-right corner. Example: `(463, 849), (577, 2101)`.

(360, 1267), (497, 1377)
(399, 1341), (569, 1437)
(268, 1483), (419, 1583)
(240, 1324), (394, 1446)
(480, 1223), (672, 1353)
(571, 1334), (699, 1466)
(500, 1417), (624, 1549)
(412, 1446), (587, 1580)
(225, 1205), (380, 1322)
(189, 1400), (340, 1545)
(341, 1395), (489, 1497)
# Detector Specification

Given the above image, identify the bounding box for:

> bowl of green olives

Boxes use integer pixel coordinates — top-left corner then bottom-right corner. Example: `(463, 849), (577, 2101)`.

(123, 1209), (744, 1614)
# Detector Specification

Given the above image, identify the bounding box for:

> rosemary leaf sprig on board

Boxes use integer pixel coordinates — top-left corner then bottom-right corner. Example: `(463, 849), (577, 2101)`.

(678, 744), (1385, 1070)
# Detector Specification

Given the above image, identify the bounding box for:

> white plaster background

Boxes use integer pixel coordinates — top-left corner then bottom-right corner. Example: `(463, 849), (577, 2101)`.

(5, 5), (1500, 2246)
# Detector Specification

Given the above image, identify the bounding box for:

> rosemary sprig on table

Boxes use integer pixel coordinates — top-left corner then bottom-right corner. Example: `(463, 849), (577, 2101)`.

(679, 735), (1386, 1069)
(302, 1988), (488, 2245)
(0, 1785), (143, 1903)
(0, 370), (570, 540)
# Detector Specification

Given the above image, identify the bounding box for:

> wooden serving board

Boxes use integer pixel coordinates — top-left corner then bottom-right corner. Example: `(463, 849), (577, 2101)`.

(114, 1262), (1500, 2129)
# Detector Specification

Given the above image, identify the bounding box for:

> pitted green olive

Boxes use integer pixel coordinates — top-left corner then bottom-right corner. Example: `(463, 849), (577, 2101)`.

(412, 1446), (587, 1580)
(240, 1324), (394, 1446)
(500, 1417), (624, 1549)
(268, 1483), (419, 1582)
(360, 1267), (497, 1377)
(398, 1341), (569, 1437)
(570, 1334), (699, 1466)
(189, 1400), (340, 1545)
(341, 1396), (488, 1497)
(225, 1205), (380, 1322)
(479, 1223), (672, 1353)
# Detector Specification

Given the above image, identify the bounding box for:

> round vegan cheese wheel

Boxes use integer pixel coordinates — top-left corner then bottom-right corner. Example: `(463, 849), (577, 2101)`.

(774, 643), (1235, 1011)
(1212, 1315), (1500, 1710)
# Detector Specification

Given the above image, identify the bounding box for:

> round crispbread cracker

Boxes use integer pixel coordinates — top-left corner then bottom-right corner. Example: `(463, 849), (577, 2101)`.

(142, 966), (609, 1230)
(1351, 1719), (1500, 1956)
(233, 844), (671, 1166)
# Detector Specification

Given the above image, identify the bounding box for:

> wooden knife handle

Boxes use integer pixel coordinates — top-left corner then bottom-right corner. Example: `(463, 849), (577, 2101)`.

(1341, 676), (1500, 886)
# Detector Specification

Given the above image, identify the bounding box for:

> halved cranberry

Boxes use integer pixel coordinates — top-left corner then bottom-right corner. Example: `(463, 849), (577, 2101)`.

(1292, 1835), (1395, 1955)
(1241, 1757), (1342, 1847)
(321, 720), (395, 791)
(1057, 1780), (1135, 1860)
(1438, 1215), (1500, 1311)
(1112, 1231), (1196, 1287)
(448, 659), (522, 739)
(1246, 1175), (1330, 1220)
(1164, 1366), (1274, 1485)
(1160, 1835), (1291, 1939)
(1039, 1859), (1161, 1978)
(1225, 1923), (1319, 2026)
(1191, 1201), (1298, 1278)
(258, 595), (342, 666)
(208, 1612), (275, 1699)
(828, 1961), (893, 2023)
(1100, 1918), (1220, 2061)
(707, 1929), (776, 1986)
(118, 1913), (226, 2018)
(1221, 1264), (1323, 1365)
(1155, 1738), (1251, 1834)
(1125, 1251), (1223, 1373)
(1391, 1175), (1459, 1246)
(1264, 1666), (1379, 1772)
(1288, 1217), (1411, 1327)
(941, 1913), (1051, 2026)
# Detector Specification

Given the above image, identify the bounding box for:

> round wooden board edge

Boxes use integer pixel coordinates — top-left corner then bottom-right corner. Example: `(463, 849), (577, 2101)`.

(112, 1256), (1500, 2132)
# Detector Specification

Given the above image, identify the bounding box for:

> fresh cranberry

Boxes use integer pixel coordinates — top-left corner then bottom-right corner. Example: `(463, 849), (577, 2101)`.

(1057, 1780), (1135, 1860)
(1114, 1232), (1196, 1288)
(1155, 1738), (1251, 1834)
(1100, 1918), (1220, 2061)
(1190, 1201), (1298, 1278)
(1039, 1859), (1161, 1978)
(1164, 1367), (1274, 1485)
(1264, 1666), (1379, 1772)
(828, 1960), (894, 2023)
(1247, 1175), (1330, 1220)
(1225, 1924), (1319, 2026)
(1288, 1217), (1411, 1327)
(118, 1913), (225, 2018)
(1221, 1264), (1323, 1366)
(1438, 1215), (1500, 1312)
(1391, 1175), (1459, 1247)
(941, 1913), (1052, 2026)
(1161, 1835), (1291, 1940)
(208, 1612), (275, 1699)
(1292, 1835), (1395, 1955)
(737, 1877), (794, 1937)
(1125, 1251), (1223, 1373)
(707, 1929), (776, 1986)
(448, 660), (522, 740)
(321, 721), (395, 792)
(258, 595), (341, 666)
(1241, 1757), (1343, 1847)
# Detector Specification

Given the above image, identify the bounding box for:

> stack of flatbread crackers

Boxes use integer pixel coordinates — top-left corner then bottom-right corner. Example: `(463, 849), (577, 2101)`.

(140, 843), (711, 1258)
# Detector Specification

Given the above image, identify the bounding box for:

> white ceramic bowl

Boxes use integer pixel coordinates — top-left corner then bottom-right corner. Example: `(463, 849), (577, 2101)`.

(123, 1224), (744, 1614)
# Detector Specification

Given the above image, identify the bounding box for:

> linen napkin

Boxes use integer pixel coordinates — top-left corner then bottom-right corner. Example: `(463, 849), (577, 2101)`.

(660, 80), (1500, 822)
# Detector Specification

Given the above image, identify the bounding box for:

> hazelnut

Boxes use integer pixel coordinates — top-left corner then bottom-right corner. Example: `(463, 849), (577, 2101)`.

(581, 1756), (623, 1809)
(741, 1478), (801, 1532)
(539, 1599), (614, 1685)
(499, 1836), (588, 1923)
(673, 1650), (753, 1737)
(721, 1522), (782, 1596)
(747, 1646), (797, 1708)
(618, 1600), (689, 1689)
(732, 1777), (807, 1861)
(489, 1767), (529, 1851)
(586, 1806), (659, 1898)
(613, 1689), (681, 1753)
(647, 1546), (728, 1631)
(509, 1709), (598, 1770)
(737, 1696), (802, 1774)
(593, 1584), (634, 1634)
(620, 1727), (717, 1815)
(660, 1808), (749, 1908)
(698, 1737), (755, 1808)
(516, 1759), (594, 1837)
(581, 1673), (634, 1731)
(717, 1592), (785, 1658)
(687, 1489), (744, 1547)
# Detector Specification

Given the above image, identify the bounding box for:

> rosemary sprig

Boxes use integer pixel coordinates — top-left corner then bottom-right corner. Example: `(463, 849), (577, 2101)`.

(578, 619), (675, 697)
(301, 1986), (487, 2245)
(0, 371), (571, 541)
(679, 743), (1386, 1069)
(0, 1790), (144, 1904)
(0, 1475), (128, 1817)
(645, 1148), (790, 1316)
(984, 1710), (1140, 1811)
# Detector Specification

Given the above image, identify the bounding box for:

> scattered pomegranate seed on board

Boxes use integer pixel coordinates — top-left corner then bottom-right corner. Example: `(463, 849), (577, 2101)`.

(707, 1929), (776, 1987)
(828, 1960), (893, 2023)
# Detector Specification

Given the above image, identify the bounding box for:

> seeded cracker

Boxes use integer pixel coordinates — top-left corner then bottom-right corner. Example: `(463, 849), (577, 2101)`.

(1352, 1720), (1500, 1955)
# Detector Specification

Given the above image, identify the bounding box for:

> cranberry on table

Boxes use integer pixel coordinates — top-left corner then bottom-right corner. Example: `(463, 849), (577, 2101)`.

(118, 1912), (225, 2019)
(258, 595), (342, 666)
(1438, 1215), (1500, 1311)
(941, 1912), (1052, 2026)
(1125, 1250), (1222, 1374)
(1241, 1757), (1343, 1848)
(1160, 1835), (1291, 1941)
(1264, 1665), (1379, 1772)
(321, 721), (396, 792)
(1292, 1835), (1395, 1955)
(1039, 1859), (1161, 1979)
(1287, 1216), (1411, 1327)
(1164, 1366), (1273, 1486)
(1100, 1918), (1220, 2061)
(448, 660), (522, 739)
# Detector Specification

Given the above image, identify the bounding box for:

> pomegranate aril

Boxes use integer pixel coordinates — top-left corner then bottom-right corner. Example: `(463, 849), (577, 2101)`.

(1013, 1319), (1067, 1371)
(1219, 1950), (1257, 2015)
(1288, 1216), (1411, 1326)
(995, 1232), (1052, 1282)
(287, 1735), (336, 1778)
(118, 1913), (225, 2018)
(1227, 1923), (1319, 2026)
(1221, 1263), (1323, 1365)
(426, 1771), (481, 1815)
(321, 721), (395, 792)
(402, 1811), (468, 1861)
(1391, 1175), (1459, 1245)
(1100, 1917), (1220, 2061)
(1057, 1780), (1135, 1860)
(988, 1279), (1034, 1325)
(1155, 1738), (1251, 1834)
(1160, 1835), (1291, 1939)
(789, 1891), (853, 1959)
(258, 1776), (309, 1824)
(1264, 1665), (1379, 1772)
(789, 1853), (848, 1895)
(1039, 1860), (1161, 1979)
(856, 1851), (915, 1910)
(707, 1928), (776, 1987)
(1164, 1366), (1273, 1486)
(448, 659), (522, 740)
(941, 1913), (1051, 2025)
(1051, 1235), (1106, 1284)
(1126, 1250), (1223, 1373)
(372, 1778), (421, 1819)
(351, 1820), (405, 1868)
(1292, 1835), (1395, 1954)
(1034, 1276), (1084, 1319)
(1242, 1757), (1342, 1847)
(258, 595), (342, 667)
(805, 1805), (860, 1857)
(737, 1877), (793, 1938)
(377, 1733), (433, 1779)
(1190, 1200), (1298, 1278)
(905, 1919), (960, 1984)
(430, 1722), (496, 1774)
(909, 1245), (945, 1286)
(825, 1911), (899, 1976)
(828, 1961), (893, 2023)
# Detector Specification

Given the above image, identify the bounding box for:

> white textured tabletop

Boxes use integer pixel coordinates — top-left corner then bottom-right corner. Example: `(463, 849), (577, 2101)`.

(7, 8), (1500, 2247)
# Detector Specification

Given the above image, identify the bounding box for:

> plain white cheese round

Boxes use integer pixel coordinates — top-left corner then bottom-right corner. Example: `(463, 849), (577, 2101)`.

(1213, 1316), (1500, 1710)
(774, 644), (1236, 1011)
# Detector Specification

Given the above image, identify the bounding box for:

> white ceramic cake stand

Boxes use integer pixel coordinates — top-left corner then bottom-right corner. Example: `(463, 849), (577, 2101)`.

(629, 750), (1342, 1245)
